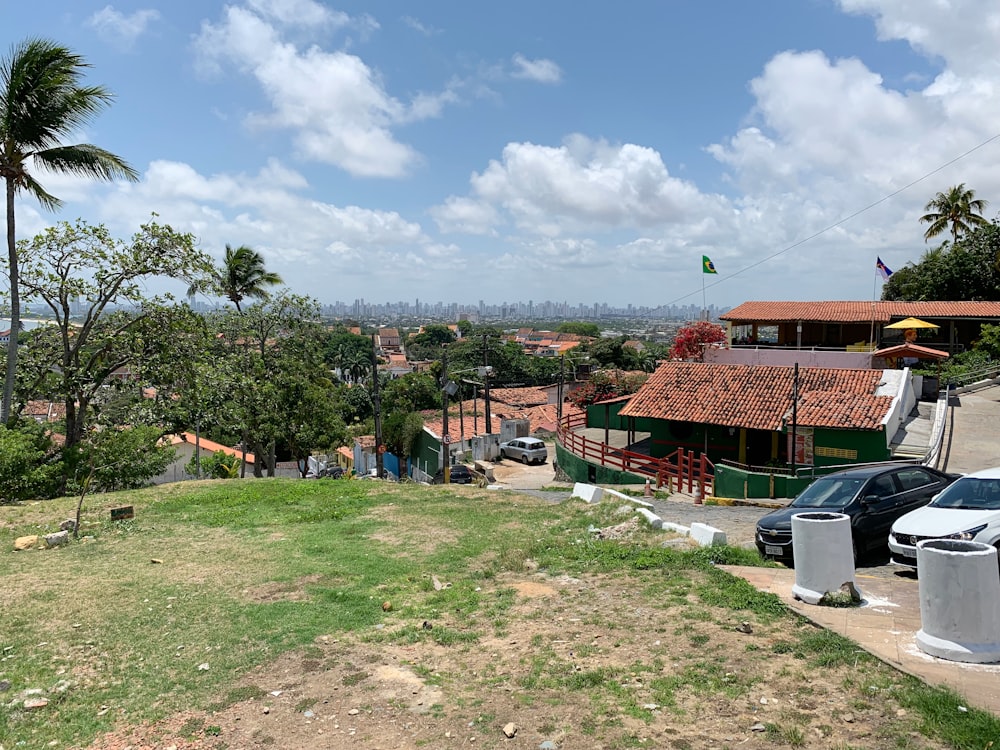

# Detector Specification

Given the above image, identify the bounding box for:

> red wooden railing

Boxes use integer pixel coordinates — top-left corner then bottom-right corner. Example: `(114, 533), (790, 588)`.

(557, 413), (714, 497)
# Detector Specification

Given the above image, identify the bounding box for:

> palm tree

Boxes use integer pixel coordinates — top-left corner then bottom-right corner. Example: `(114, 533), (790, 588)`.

(196, 244), (283, 312)
(0, 38), (138, 423)
(919, 184), (990, 244)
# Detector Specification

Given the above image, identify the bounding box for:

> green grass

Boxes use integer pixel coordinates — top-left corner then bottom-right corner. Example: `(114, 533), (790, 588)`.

(3, 479), (1000, 749)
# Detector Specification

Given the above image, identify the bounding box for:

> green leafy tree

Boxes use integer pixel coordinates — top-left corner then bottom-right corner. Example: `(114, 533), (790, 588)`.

(557, 321), (600, 338)
(324, 328), (373, 381)
(193, 243), (283, 312)
(919, 183), (990, 244)
(0, 38), (139, 423)
(882, 221), (1000, 301)
(382, 411), (424, 466)
(585, 336), (641, 370)
(974, 323), (1000, 359)
(185, 449), (240, 479)
(381, 372), (439, 413)
(0, 422), (60, 503)
(12, 218), (211, 447)
(455, 319), (474, 336)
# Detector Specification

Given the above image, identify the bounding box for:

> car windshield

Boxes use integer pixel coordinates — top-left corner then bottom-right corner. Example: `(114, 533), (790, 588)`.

(790, 477), (865, 508)
(929, 477), (1000, 510)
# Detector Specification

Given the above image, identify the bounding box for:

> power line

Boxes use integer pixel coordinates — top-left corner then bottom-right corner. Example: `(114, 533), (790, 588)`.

(664, 131), (1000, 307)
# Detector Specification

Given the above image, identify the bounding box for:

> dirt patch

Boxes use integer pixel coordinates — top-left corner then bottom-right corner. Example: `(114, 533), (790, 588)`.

(242, 574), (326, 603)
(83, 570), (947, 750)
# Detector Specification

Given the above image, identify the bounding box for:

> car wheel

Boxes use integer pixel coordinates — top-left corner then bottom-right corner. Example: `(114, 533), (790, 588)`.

(500, 450), (507, 460)
(852, 537), (861, 567)
(521, 454), (529, 465)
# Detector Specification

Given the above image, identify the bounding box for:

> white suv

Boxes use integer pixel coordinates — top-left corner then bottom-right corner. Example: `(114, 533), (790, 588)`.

(499, 437), (548, 465)
(889, 466), (1000, 569)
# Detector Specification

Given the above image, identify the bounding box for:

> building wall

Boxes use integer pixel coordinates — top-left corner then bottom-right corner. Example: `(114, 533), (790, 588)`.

(705, 348), (873, 369)
(555, 443), (644, 485)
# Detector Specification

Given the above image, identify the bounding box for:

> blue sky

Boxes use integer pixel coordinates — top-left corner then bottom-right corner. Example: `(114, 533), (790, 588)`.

(4, 0), (1000, 310)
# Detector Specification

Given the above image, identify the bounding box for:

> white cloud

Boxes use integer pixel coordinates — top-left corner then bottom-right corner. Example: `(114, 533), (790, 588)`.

(510, 53), (562, 84)
(244, 0), (348, 28)
(194, 3), (454, 178)
(87, 5), (160, 49)
(429, 196), (499, 235)
(402, 15), (439, 36)
(436, 134), (723, 236)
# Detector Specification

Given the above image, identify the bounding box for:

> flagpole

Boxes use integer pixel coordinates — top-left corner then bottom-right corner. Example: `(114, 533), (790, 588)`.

(702, 273), (706, 320)
(871, 256), (877, 347)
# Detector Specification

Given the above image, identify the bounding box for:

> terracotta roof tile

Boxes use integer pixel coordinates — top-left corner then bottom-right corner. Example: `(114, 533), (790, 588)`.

(489, 386), (549, 407)
(619, 362), (891, 431)
(171, 433), (256, 463)
(721, 300), (1000, 324)
(421, 407), (501, 440)
(503, 403), (583, 433)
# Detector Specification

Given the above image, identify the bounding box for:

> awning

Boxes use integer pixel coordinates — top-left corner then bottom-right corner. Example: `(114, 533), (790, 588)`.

(872, 343), (949, 361)
(885, 317), (940, 330)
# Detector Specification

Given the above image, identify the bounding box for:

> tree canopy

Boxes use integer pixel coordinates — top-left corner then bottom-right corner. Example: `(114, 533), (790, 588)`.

(882, 220), (1000, 301)
(0, 37), (138, 422)
(919, 184), (990, 244)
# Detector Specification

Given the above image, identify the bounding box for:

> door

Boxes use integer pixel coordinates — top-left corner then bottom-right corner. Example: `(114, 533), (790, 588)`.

(855, 472), (902, 549)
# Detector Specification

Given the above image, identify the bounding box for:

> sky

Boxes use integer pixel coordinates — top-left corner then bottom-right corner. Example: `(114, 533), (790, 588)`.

(4, 0), (1000, 311)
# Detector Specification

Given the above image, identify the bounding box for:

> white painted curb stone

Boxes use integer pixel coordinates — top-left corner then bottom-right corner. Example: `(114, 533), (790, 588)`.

(571, 483), (604, 504)
(690, 522), (726, 547)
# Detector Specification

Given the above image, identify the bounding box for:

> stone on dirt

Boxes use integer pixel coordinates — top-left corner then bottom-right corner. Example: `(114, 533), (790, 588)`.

(59, 519), (76, 532)
(502, 722), (517, 738)
(44, 531), (69, 548)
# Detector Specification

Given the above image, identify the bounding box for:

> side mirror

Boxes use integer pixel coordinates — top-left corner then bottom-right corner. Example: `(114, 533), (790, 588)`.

(861, 494), (880, 506)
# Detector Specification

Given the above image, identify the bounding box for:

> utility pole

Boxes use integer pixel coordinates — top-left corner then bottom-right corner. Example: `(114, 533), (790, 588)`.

(482, 333), (492, 438)
(441, 345), (450, 483)
(557, 355), (565, 424)
(790, 362), (799, 475)
(371, 334), (384, 479)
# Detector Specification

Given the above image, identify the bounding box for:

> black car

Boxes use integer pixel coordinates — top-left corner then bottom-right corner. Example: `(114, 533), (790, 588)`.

(432, 464), (474, 485)
(755, 464), (957, 564)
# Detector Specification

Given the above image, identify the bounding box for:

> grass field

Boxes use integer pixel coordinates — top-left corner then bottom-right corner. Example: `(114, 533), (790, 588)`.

(2, 479), (998, 749)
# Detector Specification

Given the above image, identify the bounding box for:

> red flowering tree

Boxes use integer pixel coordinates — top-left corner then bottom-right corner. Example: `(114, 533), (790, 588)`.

(669, 321), (727, 361)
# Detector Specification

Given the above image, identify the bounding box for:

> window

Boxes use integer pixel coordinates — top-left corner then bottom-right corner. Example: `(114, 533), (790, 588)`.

(868, 474), (898, 498)
(896, 468), (935, 492)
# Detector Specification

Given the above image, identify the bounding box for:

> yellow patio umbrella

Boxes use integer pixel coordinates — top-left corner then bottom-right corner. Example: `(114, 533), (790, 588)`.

(885, 317), (939, 329)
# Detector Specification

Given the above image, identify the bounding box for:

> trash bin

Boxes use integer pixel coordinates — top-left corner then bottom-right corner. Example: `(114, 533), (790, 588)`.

(915, 539), (1000, 663)
(790, 512), (860, 605)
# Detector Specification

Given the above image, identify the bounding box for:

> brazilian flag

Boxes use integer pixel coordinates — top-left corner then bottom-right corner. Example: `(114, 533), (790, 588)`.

(702, 255), (718, 274)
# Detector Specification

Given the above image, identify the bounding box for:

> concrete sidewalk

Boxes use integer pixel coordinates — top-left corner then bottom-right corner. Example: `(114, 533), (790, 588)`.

(725, 565), (1000, 715)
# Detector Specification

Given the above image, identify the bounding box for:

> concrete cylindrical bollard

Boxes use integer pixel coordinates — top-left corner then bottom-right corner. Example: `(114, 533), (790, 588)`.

(790, 512), (860, 605)
(915, 539), (1000, 663)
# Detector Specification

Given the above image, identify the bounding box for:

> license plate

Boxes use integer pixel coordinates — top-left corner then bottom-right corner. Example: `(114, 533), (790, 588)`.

(897, 547), (916, 558)
(765, 545), (784, 556)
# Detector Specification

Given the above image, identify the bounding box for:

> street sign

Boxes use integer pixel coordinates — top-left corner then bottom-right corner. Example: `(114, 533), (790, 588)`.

(442, 434), (451, 444)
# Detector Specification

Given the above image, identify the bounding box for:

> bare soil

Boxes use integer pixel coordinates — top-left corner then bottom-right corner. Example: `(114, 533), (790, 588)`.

(83, 567), (944, 750)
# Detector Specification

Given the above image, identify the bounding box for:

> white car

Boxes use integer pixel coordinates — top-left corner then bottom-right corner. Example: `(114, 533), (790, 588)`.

(499, 437), (548, 465)
(889, 466), (1000, 569)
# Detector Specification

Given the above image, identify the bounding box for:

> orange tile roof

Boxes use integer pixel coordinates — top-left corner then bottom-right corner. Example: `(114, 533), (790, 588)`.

(355, 435), (377, 449)
(336, 446), (353, 460)
(503, 403), (583, 433)
(619, 362), (892, 431)
(421, 407), (501, 440)
(171, 433), (256, 464)
(489, 386), (549, 407)
(722, 300), (1000, 324)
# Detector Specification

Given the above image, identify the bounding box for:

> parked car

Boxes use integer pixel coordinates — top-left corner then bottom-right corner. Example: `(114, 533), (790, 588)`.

(756, 464), (958, 565)
(432, 464), (474, 484)
(499, 437), (548, 465)
(889, 466), (1000, 569)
